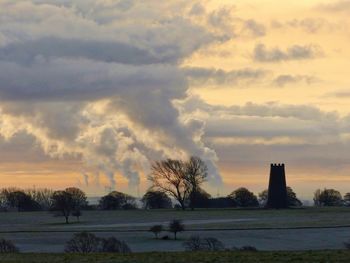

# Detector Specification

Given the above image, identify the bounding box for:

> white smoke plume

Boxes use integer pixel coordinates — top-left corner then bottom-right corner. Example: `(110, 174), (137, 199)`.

(0, 0), (226, 190)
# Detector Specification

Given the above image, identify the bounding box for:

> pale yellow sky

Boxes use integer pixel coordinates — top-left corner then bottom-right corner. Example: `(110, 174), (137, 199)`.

(1, 0), (350, 200)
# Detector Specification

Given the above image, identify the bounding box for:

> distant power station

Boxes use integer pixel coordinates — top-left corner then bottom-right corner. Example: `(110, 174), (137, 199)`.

(267, 163), (288, 209)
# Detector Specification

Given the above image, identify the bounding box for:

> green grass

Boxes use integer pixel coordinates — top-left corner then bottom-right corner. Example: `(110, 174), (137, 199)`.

(0, 251), (350, 263)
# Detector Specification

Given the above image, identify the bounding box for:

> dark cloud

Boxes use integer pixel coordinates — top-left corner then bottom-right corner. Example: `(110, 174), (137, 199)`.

(0, 59), (185, 101)
(253, 43), (323, 62)
(0, 0), (231, 187)
(183, 67), (267, 86)
(0, 37), (174, 65)
(181, 97), (338, 122)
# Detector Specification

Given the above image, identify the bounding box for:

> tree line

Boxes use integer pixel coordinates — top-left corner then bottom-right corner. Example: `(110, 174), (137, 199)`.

(1, 157), (350, 224)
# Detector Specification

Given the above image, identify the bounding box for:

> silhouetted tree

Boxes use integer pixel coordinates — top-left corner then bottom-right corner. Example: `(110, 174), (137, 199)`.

(25, 188), (53, 210)
(65, 187), (88, 208)
(142, 191), (172, 209)
(51, 190), (74, 223)
(184, 157), (208, 210)
(99, 191), (136, 210)
(259, 187), (302, 207)
(65, 187), (87, 221)
(208, 197), (232, 208)
(187, 188), (211, 208)
(228, 187), (259, 207)
(169, 219), (185, 240)
(65, 232), (100, 253)
(149, 159), (189, 210)
(72, 210), (82, 222)
(5, 190), (40, 211)
(313, 188), (342, 207)
(0, 239), (19, 253)
(100, 237), (131, 253)
(149, 157), (207, 210)
(344, 192), (350, 206)
(149, 225), (163, 239)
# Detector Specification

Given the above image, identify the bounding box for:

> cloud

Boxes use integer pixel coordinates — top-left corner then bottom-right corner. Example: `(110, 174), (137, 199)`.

(253, 43), (323, 62)
(272, 74), (317, 87)
(0, 0), (234, 189)
(271, 18), (339, 34)
(176, 96), (350, 180)
(242, 19), (266, 37)
(324, 89), (350, 98)
(183, 67), (267, 86)
(317, 1), (350, 12)
(189, 2), (206, 16)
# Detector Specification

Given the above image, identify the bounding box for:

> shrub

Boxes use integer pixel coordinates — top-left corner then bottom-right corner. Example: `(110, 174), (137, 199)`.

(100, 237), (131, 253)
(203, 237), (225, 251)
(240, 245), (258, 251)
(344, 241), (350, 249)
(183, 236), (202, 251)
(183, 236), (224, 251)
(169, 219), (185, 240)
(65, 232), (100, 253)
(0, 239), (19, 253)
(149, 225), (163, 239)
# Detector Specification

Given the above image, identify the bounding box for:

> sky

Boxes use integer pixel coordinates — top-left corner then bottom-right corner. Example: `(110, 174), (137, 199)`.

(0, 0), (350, 200)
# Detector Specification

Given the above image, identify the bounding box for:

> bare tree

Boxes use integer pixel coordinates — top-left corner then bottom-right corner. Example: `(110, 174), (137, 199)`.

(149, 157), (208, 210)
(149, 225), (163, 239)
(51, 191), (74, 224)
(65, 187), (88, 221)
(149, 159), (189, 210)
(25, 188), (53, 210)
(184, 156), (208, 210)
(169, 219), (185, 240)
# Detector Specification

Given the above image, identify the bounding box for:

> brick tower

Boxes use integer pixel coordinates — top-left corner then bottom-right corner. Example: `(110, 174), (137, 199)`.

(266, 163), (288, 209)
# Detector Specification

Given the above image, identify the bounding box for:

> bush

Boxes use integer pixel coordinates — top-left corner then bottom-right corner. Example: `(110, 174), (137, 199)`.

(0, 239), (19, 253)
(149, 225), (163, 239)
(183, 236), (224, 251)
(100, 237), (131, 253)
(65, 232), (131, 254)
(240, 245), (258, 251)
(203, 237), (225, 251)
(65, 232), (100, 253)
(344, 241), (350, 249)
(183, 236), (202, 251)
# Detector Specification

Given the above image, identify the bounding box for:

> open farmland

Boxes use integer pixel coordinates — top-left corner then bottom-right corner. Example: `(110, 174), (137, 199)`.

(1, 207), (350, 252)
(1, 251), (350, 263)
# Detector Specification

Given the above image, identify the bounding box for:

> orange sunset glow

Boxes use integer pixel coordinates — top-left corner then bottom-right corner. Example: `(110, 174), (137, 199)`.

(1, 0), (350, 201)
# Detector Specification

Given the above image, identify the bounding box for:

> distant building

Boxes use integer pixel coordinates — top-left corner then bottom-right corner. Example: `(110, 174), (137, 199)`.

(266, 163), (288, 209)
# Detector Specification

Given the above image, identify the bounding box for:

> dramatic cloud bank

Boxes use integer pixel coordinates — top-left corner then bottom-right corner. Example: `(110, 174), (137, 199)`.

(0, 0), (236, 189)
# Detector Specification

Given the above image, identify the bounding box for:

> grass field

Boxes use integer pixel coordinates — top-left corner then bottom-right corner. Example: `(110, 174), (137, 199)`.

(0, 251), (350, 263)
(1, 207), (350, 252)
